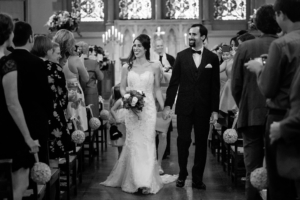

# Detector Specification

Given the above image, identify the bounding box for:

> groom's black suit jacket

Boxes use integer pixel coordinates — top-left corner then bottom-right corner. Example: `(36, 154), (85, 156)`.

(165, 47), (220, 117)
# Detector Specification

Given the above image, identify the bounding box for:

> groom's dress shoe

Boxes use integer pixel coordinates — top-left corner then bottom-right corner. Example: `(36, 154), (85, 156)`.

(192, 182), (206, 190)
(176, 179), (185, 188)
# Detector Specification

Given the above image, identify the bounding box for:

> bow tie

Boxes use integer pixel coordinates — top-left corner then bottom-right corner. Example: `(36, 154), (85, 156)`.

(192, 50), (201, 55)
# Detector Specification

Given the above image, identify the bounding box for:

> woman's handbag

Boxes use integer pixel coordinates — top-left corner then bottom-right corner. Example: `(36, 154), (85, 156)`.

(155, 111), (172, 133)
(276, 140), (300, 180)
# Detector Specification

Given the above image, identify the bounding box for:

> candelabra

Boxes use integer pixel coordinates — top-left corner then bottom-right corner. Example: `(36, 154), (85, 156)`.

(103, 26), (123, 63)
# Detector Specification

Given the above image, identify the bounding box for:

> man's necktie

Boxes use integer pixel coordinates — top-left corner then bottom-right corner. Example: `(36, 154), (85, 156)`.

(159, 55), (163, 64)
(192, 50), (201, 55)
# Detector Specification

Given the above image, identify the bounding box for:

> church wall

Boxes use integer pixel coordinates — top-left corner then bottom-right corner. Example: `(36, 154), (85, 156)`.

(27, 0), (55, 34)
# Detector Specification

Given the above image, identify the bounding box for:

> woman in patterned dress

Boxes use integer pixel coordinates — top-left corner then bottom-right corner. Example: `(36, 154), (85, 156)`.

(31, 36), (71, 159)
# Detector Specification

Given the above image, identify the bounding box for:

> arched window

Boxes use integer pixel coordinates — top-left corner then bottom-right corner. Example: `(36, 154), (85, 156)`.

(119, 0), (152, 20)
(214, 0), (246, 20)
(75, 0), (105, 22)
(165, 0), (199, 19)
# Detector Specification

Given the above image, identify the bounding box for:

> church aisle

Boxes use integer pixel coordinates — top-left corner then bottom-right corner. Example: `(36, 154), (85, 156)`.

(71, 129), (245, 200)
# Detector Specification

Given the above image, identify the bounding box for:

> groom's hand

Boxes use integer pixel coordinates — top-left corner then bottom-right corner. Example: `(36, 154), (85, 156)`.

(162, 106), (171, 120)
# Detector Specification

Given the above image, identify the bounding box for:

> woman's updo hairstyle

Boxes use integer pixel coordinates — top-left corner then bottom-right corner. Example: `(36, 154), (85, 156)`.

(127, 34), (151, 70)
(53, 29), (76, 59)
(0, 13), (14, 46)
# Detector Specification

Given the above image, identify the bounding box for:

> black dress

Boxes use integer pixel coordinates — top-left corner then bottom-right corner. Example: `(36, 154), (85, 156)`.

(0, 50), (52, 171)
(44, 60), (72, 159)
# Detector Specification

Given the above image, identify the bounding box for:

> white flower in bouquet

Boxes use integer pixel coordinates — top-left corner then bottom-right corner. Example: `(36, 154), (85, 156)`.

(124, 94), (130, 99)
(71, 130), (85, 144)
(136, 90), (143, 95)
(31, 162), (51, 184)
(89, 117), (101, 130)
(131, 97), (138, 106)
(223, 129), (238, 144)
(250, 167), (268, 190)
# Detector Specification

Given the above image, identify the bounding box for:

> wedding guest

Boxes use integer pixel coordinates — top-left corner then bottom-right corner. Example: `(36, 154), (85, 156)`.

(31, 36), (71, 159)
(110, 84), (126, 157)
(237, 33), (256, 44)
(232, 5), (281, 200)
(269, 66), (300, 198)
(219, 45), (236, 116)
(246, 0), (300, 199)
(0, 18), (51, 200)
(153, 38), (175, 160)
(79, 41), (104, 118)
(53, 29), (89, 131)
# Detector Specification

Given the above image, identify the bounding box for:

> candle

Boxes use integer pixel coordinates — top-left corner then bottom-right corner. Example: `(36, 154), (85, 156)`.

(115, 28), (118, 38)
(118, 32), (121, 41)
(112, 26), (114, 36)
(105, 31), (108, 40)
(184, 33), (187, 46)
(121, 34), (124, 43)
(158, 27), (160, 33)
(102, 34), (105, 43)
(108, 29), (111, 38)
(132, 33), (135, 41)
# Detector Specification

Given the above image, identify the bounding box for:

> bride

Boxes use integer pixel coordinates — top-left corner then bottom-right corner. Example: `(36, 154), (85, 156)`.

(100, 34), (177, 194)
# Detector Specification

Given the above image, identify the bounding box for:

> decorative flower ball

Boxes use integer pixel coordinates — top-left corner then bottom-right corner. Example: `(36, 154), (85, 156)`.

(89, 117), (101, 130)
(250, 167), (268, 190)
(100, 110), (110, 120)
(31, 162), (51, 184)
(71, 130), (85, 144)
(223, 129), (238, 144)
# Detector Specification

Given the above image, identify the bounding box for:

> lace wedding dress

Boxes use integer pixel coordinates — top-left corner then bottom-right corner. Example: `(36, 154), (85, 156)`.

(100, 66), (177, 194)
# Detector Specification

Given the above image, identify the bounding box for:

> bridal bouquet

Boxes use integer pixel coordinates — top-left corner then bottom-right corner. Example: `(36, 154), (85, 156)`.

(45, 10), (80, 32)
(122, 90), (146, 118)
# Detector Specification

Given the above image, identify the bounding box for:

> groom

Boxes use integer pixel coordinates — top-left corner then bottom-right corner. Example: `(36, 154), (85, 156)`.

(163, 24), (220, 189)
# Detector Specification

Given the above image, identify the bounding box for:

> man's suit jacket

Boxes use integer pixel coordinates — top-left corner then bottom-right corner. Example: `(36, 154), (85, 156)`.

(166, 53), (175, 68)
(280, 66), (300, 143)
(231, 35), (278, 129)
(165, 47), (220, 117)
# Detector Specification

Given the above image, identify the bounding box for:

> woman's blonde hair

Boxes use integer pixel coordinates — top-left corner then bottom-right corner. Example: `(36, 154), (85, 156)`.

(53, 29), (75, 59)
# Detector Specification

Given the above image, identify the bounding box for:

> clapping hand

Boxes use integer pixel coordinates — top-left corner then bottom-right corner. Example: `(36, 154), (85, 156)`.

(245, 58), (263, 75)
(25, 138), (40, 154)
(270, 122), (281, 144)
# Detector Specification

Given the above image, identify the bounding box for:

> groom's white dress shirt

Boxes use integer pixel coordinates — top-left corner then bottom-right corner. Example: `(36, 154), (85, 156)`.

(192, 46), (204, 68)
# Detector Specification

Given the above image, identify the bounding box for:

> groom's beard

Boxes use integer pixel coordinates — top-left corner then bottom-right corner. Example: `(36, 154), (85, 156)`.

(189, 39), (196, 48)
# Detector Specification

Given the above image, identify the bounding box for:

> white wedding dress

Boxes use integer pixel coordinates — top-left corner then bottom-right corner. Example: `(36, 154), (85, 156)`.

(100, 67), (177, 194)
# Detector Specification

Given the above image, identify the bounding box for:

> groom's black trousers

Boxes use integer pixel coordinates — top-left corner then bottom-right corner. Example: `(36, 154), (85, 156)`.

(177, 111), (211, 183)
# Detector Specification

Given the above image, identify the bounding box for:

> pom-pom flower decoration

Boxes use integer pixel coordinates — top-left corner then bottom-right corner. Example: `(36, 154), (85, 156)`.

(223, 129), (238, 144)
(71, 117), (85, 144)
(89, 118), (101, 130)
(45, 10), (80, 32)
(100, 110), (110, 120)
(71, 130), (85, 144)
(248, 9), (257, 31)
(250, 167), (268, 190)
(31, 154), (51, 185)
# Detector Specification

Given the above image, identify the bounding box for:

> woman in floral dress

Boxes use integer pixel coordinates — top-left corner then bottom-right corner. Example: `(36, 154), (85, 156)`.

(31, 36), (71, 158)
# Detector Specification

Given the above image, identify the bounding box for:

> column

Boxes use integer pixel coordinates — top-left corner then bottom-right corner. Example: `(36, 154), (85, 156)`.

(199, 0), (203, 23)
(155, 0), (162, 20)
(202, 0), (211, 25)
(107, 0), (114, 25)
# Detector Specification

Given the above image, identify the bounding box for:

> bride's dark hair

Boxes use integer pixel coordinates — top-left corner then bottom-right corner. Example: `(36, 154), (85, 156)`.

(127, 34), (151, 70)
